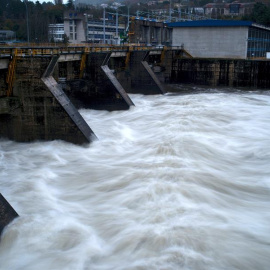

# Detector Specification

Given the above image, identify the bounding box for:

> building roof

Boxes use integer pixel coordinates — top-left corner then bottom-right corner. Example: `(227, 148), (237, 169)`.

(167, 20), (270, 31)
(167, 20), (253, 28)
(0, 30), (15, 34)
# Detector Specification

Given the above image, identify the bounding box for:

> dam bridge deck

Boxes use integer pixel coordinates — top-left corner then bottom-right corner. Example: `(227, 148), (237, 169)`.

(0, 45), (182, 59)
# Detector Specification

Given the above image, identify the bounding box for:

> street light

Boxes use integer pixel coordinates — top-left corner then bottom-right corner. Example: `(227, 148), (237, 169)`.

(24, 0), (30, 45)
(127, 5), (130, 29)
(169, 0), (172, 22)
(112, 2), (123, 45)
(101, 4), (108, 44)
(84, 13), (91, 43)
(178, 4), (182, 21)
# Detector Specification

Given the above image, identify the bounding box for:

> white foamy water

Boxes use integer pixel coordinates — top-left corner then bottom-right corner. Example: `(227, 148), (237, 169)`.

(0, 86), (270, 270)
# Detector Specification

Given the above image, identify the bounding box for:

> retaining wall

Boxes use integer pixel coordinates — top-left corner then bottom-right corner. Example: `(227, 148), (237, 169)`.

(171, 58), (270, 88)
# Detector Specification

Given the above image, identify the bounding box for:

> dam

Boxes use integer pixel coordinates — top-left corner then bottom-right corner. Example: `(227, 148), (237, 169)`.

(1, 45), (270, 144)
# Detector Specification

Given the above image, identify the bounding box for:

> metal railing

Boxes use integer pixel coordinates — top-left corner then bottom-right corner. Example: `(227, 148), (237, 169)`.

(0, 44), (183, 58)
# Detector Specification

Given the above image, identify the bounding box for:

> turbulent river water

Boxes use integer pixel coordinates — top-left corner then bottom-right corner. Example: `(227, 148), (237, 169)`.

(0, 85), (270, 270)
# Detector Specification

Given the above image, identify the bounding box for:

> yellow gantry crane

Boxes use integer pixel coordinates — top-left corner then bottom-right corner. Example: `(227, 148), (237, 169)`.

(79, 53), (87, 79)
(6, 48), (19, 96)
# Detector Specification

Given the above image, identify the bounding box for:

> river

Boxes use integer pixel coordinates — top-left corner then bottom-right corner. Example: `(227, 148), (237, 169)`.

(0, 86), (270, 270)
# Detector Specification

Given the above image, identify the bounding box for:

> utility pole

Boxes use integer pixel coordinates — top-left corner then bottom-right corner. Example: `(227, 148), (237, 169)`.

(169, 0), (172, 22)
(113, 2), (123, 45)
(178, 5), (181, 21)
(101, 4), (108, 44)
(84, 14), (88, 43)
(116, 9), (118, 39)
(127, 6), (130, 31)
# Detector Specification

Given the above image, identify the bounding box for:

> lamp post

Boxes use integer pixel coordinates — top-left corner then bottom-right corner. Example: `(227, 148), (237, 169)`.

(178, 4), (182, 21)
(24, 0), (30, 45)
(127, 5), (130, 29)
(169, 0), (172, 22)
(84, 13), (90, 43)
(113, 2), (123, 45)
(101, 4), (108, 44)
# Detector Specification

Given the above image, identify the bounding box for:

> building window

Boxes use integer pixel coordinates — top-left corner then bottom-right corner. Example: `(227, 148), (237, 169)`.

(70, 33), (73, 40)
(69, 20), (73, 25)
(70, 26), (73, 32)
(75, 33), (77, 40)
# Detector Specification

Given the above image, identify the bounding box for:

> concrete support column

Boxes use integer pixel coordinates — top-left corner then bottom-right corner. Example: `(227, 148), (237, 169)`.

(145, 27), (151, 45)
(65, 53), (133, 111)
(211, 61), (219, 87)
(157, 28), (161, 45)
(128, 51), (166, 94)
(66, 61), (73, 80)
(228, 61), (235, 87)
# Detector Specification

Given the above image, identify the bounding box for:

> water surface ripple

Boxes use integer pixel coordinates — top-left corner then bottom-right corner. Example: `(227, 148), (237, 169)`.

(0, 87), (270, 270)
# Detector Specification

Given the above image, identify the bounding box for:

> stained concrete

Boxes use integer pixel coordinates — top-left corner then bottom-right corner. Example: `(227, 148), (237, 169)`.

(171, 58), (270, 88)
(0, 56), (97, 144)
(63, 53), (133, 111)
(128, 51), (167, 94)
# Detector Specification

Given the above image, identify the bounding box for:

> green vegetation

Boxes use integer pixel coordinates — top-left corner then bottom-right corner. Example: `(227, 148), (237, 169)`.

(1, 0), (270, 43)
(242, 3), (270, 26)
(0, 0), (65, 42)
(0, 0), (107, 43)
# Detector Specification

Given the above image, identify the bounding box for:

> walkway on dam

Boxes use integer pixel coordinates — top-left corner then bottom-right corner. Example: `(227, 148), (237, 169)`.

(0, 45), (182, 59)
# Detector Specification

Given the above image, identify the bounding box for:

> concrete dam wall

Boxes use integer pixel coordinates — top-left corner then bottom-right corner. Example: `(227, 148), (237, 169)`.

(1, 46), (270, 144)
(171, 58), (270, 89)
(0, 46), (170, 144)
(0, 56), (96, 144)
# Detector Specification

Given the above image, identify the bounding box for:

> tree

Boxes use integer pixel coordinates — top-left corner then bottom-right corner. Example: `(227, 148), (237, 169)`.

(67, 0), (74, 9)
(242, 3), (270, 26)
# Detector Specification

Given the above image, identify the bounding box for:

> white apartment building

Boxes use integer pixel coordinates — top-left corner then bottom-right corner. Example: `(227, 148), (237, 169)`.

(48, 24), (64, 42)
(87, 20), (125, 44)
(63, 11), (125, 45)
(0, 30), (16, 42)
(64, 11), (87, 44)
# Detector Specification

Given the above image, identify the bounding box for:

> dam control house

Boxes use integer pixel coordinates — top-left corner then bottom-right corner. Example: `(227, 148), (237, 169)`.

(168, 20), (270, 59)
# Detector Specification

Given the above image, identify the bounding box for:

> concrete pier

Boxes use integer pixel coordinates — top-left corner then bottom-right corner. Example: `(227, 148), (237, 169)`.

(0, 55), (97, 144)
(128, 51), (167, 94)
(101, 65), (134, 107)
(141, 60), (166, 94)
(0, 193), (19, 237)
(0, 46), (171, 143)
(63, 52), (134, 111)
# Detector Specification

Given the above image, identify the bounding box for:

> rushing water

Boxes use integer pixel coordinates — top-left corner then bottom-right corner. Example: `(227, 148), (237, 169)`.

(0, 86), (270, 270)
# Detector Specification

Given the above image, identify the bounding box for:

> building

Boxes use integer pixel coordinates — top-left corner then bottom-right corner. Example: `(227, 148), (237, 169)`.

(128, 17), (171, 46)
(225, 2), (255, 16)
(64, 11), (87, 44)
(204, 2), (255, 17)
(64, 11), (125, 45)
(204, 3), (226, 17)
(87, 19), (125, 44)
(167, 20), (270, 59)
(0, 30), (16, 43)
(48, 24), (64, 42)
(74, 0), (100, 8)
